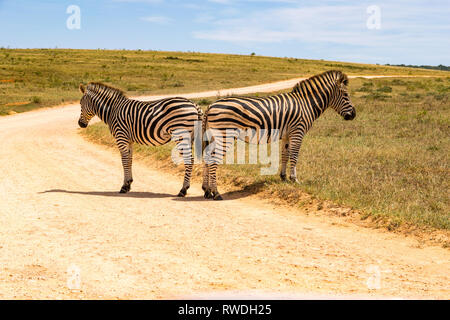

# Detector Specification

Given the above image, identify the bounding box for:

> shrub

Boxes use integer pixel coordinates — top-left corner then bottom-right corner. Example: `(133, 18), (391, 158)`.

(31, 96), (41, 104)
(377, 86), (392, 93)
(391, 79), (407, 86)
(197, 98), (212, 106)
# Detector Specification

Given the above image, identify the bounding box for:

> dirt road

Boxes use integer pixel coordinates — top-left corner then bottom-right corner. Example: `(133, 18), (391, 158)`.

(0, 76), (448, 299)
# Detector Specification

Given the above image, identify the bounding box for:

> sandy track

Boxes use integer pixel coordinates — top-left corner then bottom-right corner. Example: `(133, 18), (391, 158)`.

(0, 76), (448, 299)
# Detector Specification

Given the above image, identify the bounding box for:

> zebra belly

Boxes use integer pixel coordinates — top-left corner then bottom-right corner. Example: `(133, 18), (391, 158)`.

(136, 136), (171, 147)
(236, 127), (283, 144)
(129, 123), (172, 146)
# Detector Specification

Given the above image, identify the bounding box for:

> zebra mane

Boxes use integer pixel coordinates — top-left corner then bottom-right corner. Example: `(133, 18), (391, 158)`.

(292, 70), (348, 93)
(86, 82), (126, 98)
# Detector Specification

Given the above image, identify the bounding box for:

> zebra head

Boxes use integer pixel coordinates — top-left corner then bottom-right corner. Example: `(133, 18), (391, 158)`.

(78, 83), (95, 128)
(330, 72), (356, 121)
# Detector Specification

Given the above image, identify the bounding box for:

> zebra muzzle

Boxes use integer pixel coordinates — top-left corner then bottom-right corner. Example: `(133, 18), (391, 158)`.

(78, 119), (88, 128)
(343, 110), (356, 120)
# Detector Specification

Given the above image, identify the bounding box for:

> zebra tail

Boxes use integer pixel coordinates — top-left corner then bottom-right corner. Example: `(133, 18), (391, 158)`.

(202, 105), (211, 159)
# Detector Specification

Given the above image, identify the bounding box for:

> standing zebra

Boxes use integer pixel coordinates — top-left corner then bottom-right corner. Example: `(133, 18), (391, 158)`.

(202, 70), (356, 200)
(78, 82), (202, 196)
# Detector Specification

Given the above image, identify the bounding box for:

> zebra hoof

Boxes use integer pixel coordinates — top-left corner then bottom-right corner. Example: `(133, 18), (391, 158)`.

(204, 190), (213, 199)
(177, 189), (187, 197)
(119, 185), (130, 193)
(290, 177), (299, 184)
(213, 193), (223, 201)
(280, 173), (287, 181)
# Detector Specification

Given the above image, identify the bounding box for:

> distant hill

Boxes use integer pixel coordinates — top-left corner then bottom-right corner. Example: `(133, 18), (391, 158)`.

(385, 64), (450, 72)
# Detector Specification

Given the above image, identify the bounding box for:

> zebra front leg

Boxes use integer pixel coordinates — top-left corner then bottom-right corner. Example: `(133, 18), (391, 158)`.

(118, 142), (133, 193)
(280, 136), (289, 181)
(288, 132), (304, 183)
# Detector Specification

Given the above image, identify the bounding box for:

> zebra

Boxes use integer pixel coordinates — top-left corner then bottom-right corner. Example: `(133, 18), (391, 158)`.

(78, 82), (202, 196)
(202, 70), (356, 200)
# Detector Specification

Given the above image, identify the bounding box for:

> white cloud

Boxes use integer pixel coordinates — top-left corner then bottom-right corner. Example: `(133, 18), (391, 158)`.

(193, 3), (450, 47)
(194, 13), (216, 24)
(113, 0), (163, 3)
(192, 2), (450, 64)
(208, 0), (233, 4)
(194, 5), (367, 43)
(208, 0), (301, 4)
(141, 16), (171, 24)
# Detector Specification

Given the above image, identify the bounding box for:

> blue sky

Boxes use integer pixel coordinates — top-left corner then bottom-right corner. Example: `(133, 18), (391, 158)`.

(0, 0), (449, 65)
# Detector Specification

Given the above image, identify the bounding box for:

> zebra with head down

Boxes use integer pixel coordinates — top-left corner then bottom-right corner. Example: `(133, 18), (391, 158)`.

(78, 82), (202, 196)
(202, 70), (356, 200)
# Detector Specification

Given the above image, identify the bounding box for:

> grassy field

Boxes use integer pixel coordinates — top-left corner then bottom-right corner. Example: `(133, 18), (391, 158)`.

(0, 48), (446, 116)
(82, 76), (450, 232)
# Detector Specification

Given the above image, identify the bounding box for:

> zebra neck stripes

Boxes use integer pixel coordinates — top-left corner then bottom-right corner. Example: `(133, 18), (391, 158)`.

(83, 82), (127, 125)
(89, 92), (124, 124)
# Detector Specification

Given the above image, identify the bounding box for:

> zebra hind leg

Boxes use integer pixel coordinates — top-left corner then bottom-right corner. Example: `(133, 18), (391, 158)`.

(207, 131), (238, 200)
(202, 164), (214, 199)
(280, 138), (289, 181)
(178, 170), (191, 197)
(175, 132), (193, 197)
(201, 162), (221, 200)
(202, 135), (214, 199)
(178, 185), (190, 197)
(120, 178), (133, 193)
(204, 189), (213, 199)
(204, 133), (231, 201)
(177, 161), (191, 197)
(288, 132), (303, 183)
(202, 163), (213, 198)
(212, 191), (223, 201)
(207, 163), (223, 200)
(118, 143), (133, 193)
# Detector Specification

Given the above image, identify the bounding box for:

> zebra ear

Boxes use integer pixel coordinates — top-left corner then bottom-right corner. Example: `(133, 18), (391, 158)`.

(79, 83), (86, 94)
(338, 73), (349, 87)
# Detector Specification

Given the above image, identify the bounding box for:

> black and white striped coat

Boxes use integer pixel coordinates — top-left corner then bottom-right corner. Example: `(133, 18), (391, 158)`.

(202, 70), (356, 200)
(78, 82), (202, 196)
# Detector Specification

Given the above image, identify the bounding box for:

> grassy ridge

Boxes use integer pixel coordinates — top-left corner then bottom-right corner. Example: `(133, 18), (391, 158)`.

(82, 77), (450, 231)
(0, 48), (446, 115)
